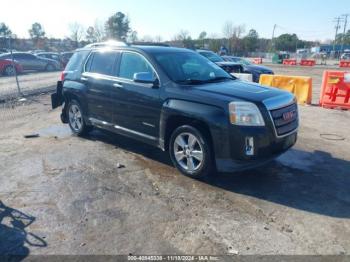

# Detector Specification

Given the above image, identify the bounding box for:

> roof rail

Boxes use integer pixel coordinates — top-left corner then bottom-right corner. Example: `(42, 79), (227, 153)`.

(85, 40), (128, 48)
(131, 42), (170, 47)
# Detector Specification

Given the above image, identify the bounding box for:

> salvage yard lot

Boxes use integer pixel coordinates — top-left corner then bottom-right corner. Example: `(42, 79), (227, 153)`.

(1, 64), (350, 255)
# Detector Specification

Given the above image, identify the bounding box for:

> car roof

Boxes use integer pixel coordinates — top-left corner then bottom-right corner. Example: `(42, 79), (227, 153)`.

(196, 49), (214, 53)
(79, 44), (190, 54)
(37, 52), (59, 55)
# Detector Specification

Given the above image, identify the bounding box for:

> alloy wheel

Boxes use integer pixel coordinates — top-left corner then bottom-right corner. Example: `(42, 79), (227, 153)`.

(173, 132), (204, 172)
(68, 104), (83, 132)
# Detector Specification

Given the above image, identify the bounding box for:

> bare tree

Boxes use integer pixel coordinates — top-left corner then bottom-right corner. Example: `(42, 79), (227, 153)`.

(154, 35), (163, 42)
(141, 35), (155, 42)
(223, 21), (235, 39)
(69, 22), (84, 47)
(222, 21), (245, 54)
(94, 19), (106, 41)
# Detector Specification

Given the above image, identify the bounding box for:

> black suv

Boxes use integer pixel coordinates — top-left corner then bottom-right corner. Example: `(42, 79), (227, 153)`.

(52, 41), (298, 178)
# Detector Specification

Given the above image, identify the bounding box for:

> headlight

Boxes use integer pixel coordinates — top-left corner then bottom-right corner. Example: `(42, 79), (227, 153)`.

(229, 101), (265, 126)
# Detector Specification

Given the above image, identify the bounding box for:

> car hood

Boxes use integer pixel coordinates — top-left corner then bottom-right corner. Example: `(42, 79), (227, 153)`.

(189, 79), (293, 104)
(245, 64), (273, 72)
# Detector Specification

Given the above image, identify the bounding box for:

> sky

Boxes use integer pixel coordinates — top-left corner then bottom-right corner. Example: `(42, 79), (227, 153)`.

(0, 0), (349, 41)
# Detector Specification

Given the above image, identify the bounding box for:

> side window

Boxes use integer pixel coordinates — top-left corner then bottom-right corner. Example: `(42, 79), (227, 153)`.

(119, 52), (155, 80)
(87, 51), (118, 76)
(25, 54), (36, 60)
(65, 50), (90, 71)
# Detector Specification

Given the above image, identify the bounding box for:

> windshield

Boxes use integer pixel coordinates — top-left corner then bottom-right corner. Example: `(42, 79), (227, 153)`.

(153, 51), (234, 84)
(199, 51), (224, 63)
(228, 57), (251, 66)
(239, 58), (251, 66)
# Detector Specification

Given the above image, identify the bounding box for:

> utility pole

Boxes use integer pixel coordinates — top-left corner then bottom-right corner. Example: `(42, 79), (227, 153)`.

(341, 14), (349, 54)
(333, 17), (344, 58)
(271, 24), (277, 52)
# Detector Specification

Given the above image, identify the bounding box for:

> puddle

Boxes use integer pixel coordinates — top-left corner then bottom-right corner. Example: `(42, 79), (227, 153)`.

(277, 149), (314, 172)
(37, 125), (72, 138)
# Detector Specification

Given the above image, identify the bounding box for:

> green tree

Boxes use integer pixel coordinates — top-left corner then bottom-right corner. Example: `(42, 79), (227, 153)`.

(29, 23), (45, 49)
(274, 33), (299, 52)
(336, 30), (350, 45)
(105, 12), (130, 41)
(29, 23), (45, 39)
(198, 31), (207, 40)
(0, 22), (11, 37)
(243, 29), (259, 52)
(0, 23), (12, 48)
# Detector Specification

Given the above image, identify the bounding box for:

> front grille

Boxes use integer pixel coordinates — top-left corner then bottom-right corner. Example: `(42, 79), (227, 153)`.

(270, 103), (298, 136)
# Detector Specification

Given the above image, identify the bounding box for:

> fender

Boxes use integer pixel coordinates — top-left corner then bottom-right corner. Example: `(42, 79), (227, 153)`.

(159, 99), (231, 159)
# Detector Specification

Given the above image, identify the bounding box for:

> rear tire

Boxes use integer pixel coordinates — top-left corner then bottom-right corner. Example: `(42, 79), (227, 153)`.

(169, 125), (213, 179)
(67, 100), (92, 136)
(45, 64), (55, 72)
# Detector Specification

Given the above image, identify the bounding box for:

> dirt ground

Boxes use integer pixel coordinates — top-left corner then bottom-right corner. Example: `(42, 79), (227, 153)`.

(0, 65), (350, 256)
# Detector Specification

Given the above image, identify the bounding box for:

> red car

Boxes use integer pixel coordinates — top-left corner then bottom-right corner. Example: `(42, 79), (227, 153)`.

(0, 58), (23, 76)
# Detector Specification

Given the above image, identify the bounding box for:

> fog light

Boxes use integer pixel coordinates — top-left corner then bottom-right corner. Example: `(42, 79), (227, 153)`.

(245, 137), (254, 156)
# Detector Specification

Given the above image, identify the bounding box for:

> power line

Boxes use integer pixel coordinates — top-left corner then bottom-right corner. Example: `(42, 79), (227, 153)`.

(333, 16), (344, 53)
(341, 14), (349, 52)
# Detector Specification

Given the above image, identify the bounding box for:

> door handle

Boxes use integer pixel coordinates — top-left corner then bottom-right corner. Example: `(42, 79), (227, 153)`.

(81, 76), (88, 81)
(113, 82), (123, 88)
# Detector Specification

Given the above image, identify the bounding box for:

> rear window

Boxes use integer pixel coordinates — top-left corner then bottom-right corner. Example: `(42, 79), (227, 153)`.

(86, 51), (119, 76)
(65, 50), (90, 71)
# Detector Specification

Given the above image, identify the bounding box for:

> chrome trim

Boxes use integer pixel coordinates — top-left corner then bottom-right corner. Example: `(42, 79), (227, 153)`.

(142, 122), (155, 128)
(82, 50), (161, 88)
(114, 125), (157, 141)
(266, 104), (299, 139)
(118, 50), (161, 87)
(263, 93), (295, 110)
(262, 93), (298, 138)
(88, 117), (157, 141)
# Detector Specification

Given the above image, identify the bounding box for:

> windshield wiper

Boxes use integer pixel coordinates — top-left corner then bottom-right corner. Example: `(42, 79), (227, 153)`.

(205, 76), (235, 82)
(176, 79), (207, 85)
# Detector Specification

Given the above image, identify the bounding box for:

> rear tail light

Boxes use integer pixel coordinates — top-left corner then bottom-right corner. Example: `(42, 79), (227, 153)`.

(60, 71), (65, 81)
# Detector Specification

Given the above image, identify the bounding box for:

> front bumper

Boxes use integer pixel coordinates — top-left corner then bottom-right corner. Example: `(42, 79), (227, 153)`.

(215, 131), (297, 172)
(214, 96), (298, 173)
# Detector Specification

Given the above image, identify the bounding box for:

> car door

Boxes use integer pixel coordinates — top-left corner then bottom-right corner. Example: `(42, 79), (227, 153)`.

(82, 50), (120, 124)
(112, 51), (162, 140)
(13, 54), (29, 70)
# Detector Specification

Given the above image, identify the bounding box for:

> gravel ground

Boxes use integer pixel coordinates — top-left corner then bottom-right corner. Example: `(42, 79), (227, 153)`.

(0, 65), (350, 257)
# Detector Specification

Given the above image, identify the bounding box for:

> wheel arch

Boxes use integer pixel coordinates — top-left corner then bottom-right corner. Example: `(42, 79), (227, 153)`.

(160, 99), (230, 161)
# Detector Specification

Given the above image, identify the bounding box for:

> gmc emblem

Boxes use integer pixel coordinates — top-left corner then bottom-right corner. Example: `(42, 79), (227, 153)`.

(283, 111), (296, 121)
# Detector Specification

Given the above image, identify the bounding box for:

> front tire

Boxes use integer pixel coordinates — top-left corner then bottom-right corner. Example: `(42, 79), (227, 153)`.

(169, 125), (213, 178)
(67, 100), (91, 136)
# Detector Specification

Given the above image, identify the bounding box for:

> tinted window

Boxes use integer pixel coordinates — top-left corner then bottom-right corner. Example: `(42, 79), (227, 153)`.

(119, 52), (155, 80)
(0, 54), (11, 59)
(87, 51), (118, 76)
(65, 50), (90, 71)
(20, 54), (36, 60)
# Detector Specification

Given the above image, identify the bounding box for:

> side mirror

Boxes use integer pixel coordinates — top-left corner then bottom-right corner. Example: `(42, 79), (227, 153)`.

(133, 72), (157, 85)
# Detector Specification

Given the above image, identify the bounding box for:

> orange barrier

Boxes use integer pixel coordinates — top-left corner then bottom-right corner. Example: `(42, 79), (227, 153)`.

(339, 60), (350, 68)
(300, 59), (316, 66)
(283, 59), (297, 66)
(253, 58), (263, 64)
(259, 74), (312, 104)
(319, 71), (350, 110)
